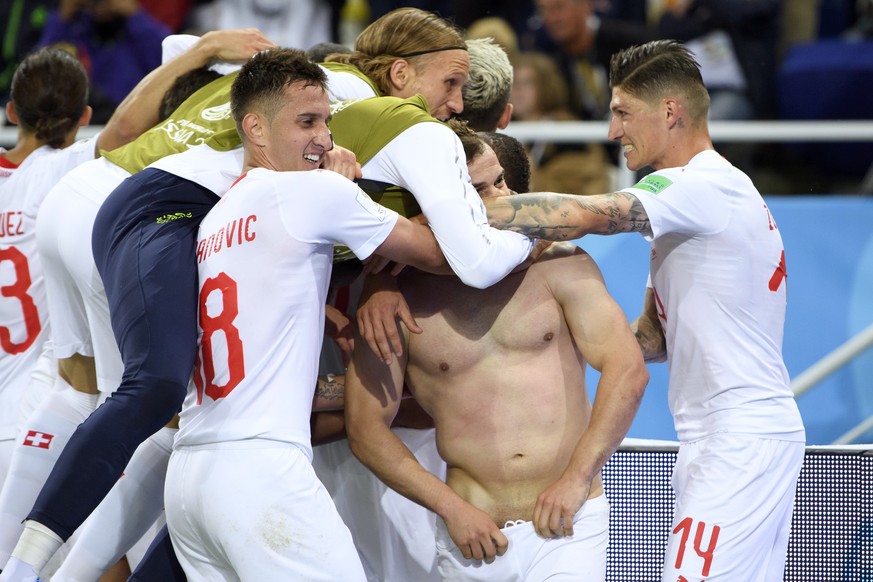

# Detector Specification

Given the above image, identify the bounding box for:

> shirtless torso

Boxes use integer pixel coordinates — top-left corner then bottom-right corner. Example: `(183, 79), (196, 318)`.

(399, 248), (603, 526)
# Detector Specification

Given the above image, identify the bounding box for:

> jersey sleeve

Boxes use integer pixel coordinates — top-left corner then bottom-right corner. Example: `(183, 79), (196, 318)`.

(276, 170), (399, 259)
(367, 122), (535, 288)
(623, 168), (731, 241)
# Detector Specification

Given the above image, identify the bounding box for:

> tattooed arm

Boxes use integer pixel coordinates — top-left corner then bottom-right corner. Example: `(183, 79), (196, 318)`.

(313, 374), (345, 411)
(484, 192), (652, 241)
(631, 288), (667, 363)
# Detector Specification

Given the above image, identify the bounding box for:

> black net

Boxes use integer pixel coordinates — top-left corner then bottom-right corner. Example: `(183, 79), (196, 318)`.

(601, 447), (873, 581)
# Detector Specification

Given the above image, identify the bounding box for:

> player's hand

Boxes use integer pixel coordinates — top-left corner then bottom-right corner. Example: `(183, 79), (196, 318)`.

(366, 213), (427, 276)
(195, 28), (276, 64)
(444, 502), (508, 563)
(362, 253), (392, 275)
(357, 274), (421, 364)
(321, 145), (361, 181)
(324, 304), (354, 361)
(532, 474), (590, 538)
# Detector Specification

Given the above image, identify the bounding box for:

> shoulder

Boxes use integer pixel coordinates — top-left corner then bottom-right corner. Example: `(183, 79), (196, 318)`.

(532, 242), (600, 278)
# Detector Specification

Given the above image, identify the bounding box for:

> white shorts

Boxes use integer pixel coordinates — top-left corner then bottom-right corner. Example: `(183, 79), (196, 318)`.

(436, 494), (609, 582)
(36, 157), (129, 393)
(661, 434), (805, 582)
(165, 442), (366, 582)
(16, 340), (57, 427)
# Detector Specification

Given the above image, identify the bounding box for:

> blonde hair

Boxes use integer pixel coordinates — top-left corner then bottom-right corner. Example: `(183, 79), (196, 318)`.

(462, 38), (513, 131)
(326, 7), (465, 96)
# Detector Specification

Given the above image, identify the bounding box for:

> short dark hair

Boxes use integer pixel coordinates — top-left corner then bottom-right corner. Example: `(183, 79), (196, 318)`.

(159, 66), (222, 121)
(10, 46), (89, 148)
(307, 42), (351, 63)
(447, 118), (486, 165)
(230, 48), (328, 136)
(609, 39), (710, 123)
(480, 131), (530, 193)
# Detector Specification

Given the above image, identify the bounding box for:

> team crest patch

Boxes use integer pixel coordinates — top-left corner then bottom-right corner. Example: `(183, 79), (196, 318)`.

(201, 102), (232, 122)
(23, 430), (53, 449)
(633, 174), (673, 194)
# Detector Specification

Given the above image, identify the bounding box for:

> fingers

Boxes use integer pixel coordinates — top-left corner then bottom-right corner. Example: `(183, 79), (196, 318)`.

(201, 28), (276, 62)
(320, 146), (359, 180)
(396, 303), (421, 335)
(357, 313), (394, 365)
(389, 262), (408, 277)
(362, 255), (391, 275)
(562, 509), (575, 537)
(494, 530), (509, 557)
(461, 531), (509, 564)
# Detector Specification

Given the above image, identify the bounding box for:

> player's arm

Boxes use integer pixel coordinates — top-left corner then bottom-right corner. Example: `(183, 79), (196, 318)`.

(99, 28), (275, 152)
(345, 329), (508, 562)
(533, 247), (648, 539)
(313, 374), (345, 412)
(631, 287), (667, 363)
(380, 123), (535, 289)
(484, 191), (652, 241)
(369, 215), (453, 277)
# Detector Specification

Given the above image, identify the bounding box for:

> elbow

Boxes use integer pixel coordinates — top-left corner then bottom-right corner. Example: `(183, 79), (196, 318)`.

(453, 266), (501, 289)
(631, 364), (650, 403)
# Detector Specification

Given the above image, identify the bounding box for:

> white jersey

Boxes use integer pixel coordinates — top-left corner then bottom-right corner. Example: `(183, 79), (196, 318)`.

(36, 156), (130, 392)
(151, 123), (533, 290)
(0, 137), (98, 439)
(176, 168), (399, 453)
(624, 150), (804, 442)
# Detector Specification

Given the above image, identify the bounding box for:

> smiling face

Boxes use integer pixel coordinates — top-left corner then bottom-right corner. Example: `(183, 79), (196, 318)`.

(256, 81), (334, 172)
(467, 145), (512, 199)
(607, 86), (671, 172)
(391, 49), (469, 121)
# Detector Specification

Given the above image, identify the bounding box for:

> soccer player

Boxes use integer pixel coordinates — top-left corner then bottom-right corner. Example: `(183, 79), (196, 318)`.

(484, 40), (805, 581)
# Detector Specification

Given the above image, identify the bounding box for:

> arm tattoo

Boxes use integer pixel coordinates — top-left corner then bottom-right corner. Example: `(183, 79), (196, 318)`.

(316, 374), (345, 402)
(487, 192), (651, 240)
(633, 319), (667, 363)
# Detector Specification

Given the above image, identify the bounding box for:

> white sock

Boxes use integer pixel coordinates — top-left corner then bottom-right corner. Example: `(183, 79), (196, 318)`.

(0, 378), (98, 565)
(0, 556), (39, 582)
(52, 427), (175, 581)
(8, 520), (63, 576)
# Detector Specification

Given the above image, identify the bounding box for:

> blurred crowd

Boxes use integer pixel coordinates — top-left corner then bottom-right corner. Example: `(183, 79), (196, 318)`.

(1, 0), (872, 194)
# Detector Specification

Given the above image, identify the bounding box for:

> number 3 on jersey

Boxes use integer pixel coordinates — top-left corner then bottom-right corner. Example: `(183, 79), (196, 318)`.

(0, 246), (41, 354)
(194, 272), (245, 404)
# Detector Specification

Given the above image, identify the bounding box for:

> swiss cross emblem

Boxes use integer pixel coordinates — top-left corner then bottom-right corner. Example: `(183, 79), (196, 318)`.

(22, 430), (54, 449)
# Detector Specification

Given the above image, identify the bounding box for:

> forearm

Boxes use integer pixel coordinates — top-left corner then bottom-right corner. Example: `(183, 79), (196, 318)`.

(347, 422), (460, 519)
(633, 288), (667, 363)
(632, 315), (667, 363)
(100, 38), (215, 151)
(313, 374), (345, 412)
(565, 364), (648, 483)
(485, 192), (650, 241)
(425, 197), (533, 288)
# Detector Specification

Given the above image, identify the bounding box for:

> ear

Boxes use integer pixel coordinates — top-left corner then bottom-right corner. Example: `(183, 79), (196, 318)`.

(241, 112), (267, 146)
(496, 102), (513, 130)
(78, 105), (93, 127)
(388, 59), (411, 94)
(5, 101), (18, 125)
(663, 97), (680, 129)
